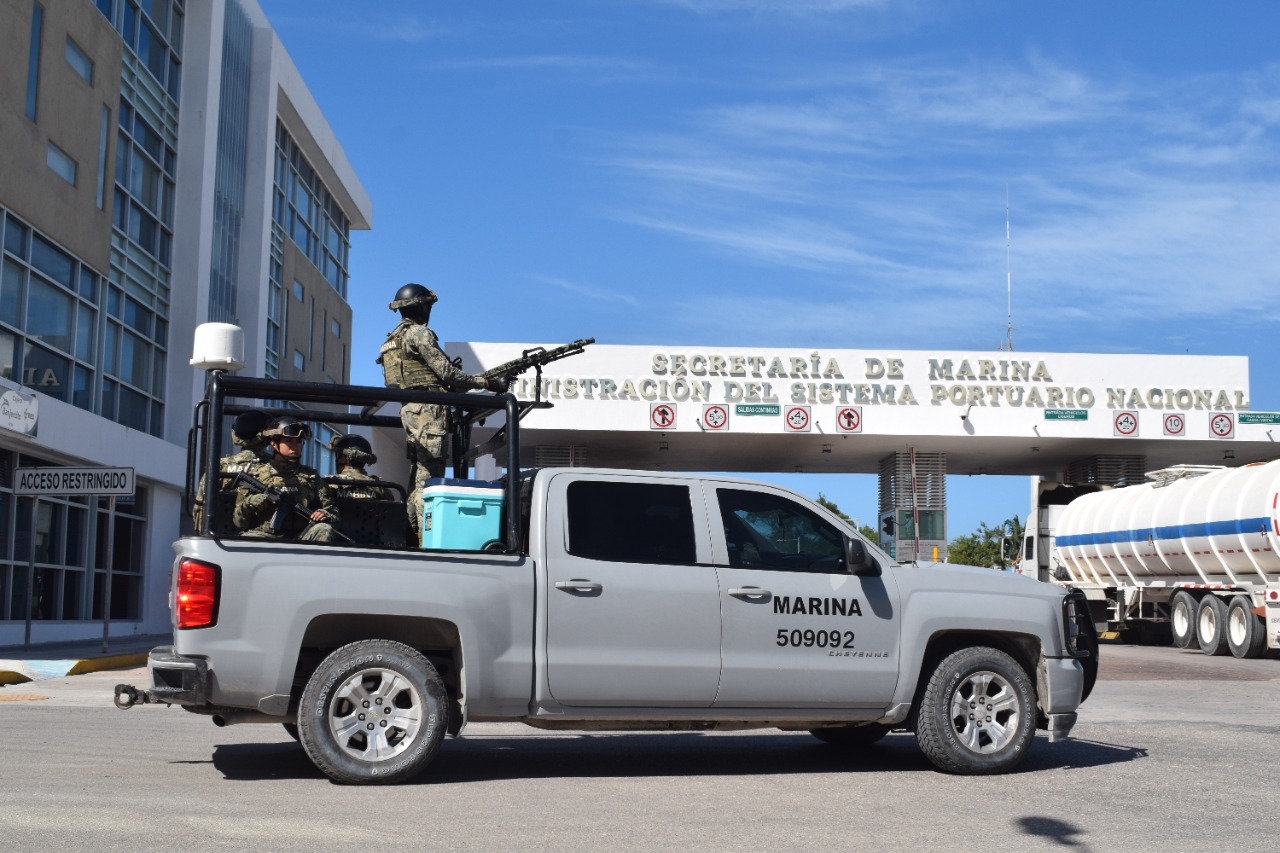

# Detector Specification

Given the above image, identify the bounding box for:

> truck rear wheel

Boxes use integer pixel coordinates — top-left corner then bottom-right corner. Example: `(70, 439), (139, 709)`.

(1226, 596), (1266, 659)
(1195, 596), (1230, 656)
(298, 639), (448, 785)
(1169, 591), (1197, 649)
(915, 647), (1035, 775)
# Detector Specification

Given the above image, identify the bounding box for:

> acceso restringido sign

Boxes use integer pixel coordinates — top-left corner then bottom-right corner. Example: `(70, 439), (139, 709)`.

(14, 467), (136, 497)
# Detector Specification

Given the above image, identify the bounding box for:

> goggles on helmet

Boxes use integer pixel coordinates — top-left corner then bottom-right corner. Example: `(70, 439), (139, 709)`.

(266, 420), (311, 440)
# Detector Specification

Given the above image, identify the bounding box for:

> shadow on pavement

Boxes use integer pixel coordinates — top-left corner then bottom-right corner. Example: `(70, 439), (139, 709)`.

(209, 730), (1147, 784)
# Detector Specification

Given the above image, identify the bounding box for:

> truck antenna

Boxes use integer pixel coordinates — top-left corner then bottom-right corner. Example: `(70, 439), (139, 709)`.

(1001, 185), (1014, 352)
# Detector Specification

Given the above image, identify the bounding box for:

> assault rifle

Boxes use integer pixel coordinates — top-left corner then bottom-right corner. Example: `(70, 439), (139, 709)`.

(230, 471), (353, 543)
(479, 338), (595, 399)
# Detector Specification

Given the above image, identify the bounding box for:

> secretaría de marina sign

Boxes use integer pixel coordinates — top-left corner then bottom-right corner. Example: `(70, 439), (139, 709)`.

(478, 346), (1251, 414)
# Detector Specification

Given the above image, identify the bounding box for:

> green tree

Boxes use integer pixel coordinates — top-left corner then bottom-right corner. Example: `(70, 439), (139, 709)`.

(947, 515), (1024, 569)
(817, 493), (878, 542)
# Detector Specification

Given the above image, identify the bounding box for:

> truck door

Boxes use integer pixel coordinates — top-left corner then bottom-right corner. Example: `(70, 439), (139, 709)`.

(543, 473), (721, 707)
(712, 485), (900, 708)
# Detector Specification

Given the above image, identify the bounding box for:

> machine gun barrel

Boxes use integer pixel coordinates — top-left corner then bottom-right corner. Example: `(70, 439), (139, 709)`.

(478, 338), (595, 381)
(231, 471), (353, 543)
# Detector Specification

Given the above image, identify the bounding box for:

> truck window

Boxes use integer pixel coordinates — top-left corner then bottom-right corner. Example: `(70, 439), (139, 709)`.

(717, 488), (844, 572)
(566, 481), (697, 565)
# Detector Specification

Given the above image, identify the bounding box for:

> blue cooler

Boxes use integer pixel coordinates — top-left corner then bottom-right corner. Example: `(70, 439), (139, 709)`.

(421, 479), (504, 550)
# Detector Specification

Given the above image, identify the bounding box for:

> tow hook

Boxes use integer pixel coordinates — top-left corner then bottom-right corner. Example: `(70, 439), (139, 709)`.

(114, 684), (149, 710)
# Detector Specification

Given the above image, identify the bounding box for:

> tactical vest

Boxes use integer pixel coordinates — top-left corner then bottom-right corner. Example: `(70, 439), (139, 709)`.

(378, 321), (439, 390)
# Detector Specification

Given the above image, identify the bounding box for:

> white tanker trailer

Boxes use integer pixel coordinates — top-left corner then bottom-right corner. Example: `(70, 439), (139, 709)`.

(1018, 460), (1280, 659)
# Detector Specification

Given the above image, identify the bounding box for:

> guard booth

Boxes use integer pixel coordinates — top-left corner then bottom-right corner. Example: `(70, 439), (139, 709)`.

(877, 451), (947, 562)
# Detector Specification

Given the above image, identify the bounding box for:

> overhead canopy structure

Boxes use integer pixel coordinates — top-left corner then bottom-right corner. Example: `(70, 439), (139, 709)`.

(452, 342), (1276, 478)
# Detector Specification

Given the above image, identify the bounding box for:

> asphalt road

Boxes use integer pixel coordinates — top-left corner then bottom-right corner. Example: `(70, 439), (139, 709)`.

(1, 643), (1277, 852)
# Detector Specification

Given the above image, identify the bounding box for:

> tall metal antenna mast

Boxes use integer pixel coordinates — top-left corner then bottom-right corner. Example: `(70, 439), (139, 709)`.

(1002, 185), (1014, 351)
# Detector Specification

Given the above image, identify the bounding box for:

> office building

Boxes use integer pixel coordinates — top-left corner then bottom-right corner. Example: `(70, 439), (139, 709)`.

(0, 0), (371, 645)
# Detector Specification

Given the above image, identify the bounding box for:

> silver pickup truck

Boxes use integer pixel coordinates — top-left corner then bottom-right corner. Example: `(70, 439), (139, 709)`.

(116, 373), (1095, 784)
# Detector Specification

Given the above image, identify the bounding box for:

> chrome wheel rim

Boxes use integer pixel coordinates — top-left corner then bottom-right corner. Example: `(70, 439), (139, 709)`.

(948, 670), (1021, 754)
(327, 668), (424, 762)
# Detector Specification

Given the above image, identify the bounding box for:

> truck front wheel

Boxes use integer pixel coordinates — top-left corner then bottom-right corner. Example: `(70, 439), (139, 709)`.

(298, 640), (448, 785)
(915, 647), (1035, 775)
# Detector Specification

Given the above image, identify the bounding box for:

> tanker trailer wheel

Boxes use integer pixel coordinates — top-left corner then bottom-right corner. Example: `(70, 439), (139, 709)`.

(915, 647), (1035, 775)
(1226, 596), (1266, 659)
(1195, 596), (1230, 656)
(298, 639), (448, 785)
(1169, 591), (1197, 649)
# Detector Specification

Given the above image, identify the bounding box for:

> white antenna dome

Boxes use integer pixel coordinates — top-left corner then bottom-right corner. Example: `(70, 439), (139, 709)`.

(190, 322), (245, 371)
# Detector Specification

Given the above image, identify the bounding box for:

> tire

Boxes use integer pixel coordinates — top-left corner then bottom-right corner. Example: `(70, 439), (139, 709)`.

(809, 723), (891, 747)
(1226, 595), (1266, 659)
(298, 639), (448, 785)
(1195, 595), (1230, 656)
(915, 646), (1035, 775)
(1169, 591), (1198, 649)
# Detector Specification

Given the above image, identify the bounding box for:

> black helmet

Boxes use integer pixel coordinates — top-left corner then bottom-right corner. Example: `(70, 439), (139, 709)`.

(231, 410), (270, 441)
(388, 283), (438, 312)
(329, 433), (373, 455)
(263, 415), (311, 440)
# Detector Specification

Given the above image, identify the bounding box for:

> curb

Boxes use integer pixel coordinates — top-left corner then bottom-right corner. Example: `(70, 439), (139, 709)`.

(0, 651), (148, 686)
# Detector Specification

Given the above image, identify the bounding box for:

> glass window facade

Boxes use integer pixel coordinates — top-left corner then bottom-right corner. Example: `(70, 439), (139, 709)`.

(65, 37), (94, 85)
(273, 121), (351, 298)
(208, 0), (253, 325)
(47, 143), (77, 186)
(2, 212), (101, 412)
(25, 3), (43, 121)
(0, 450), (148, 623)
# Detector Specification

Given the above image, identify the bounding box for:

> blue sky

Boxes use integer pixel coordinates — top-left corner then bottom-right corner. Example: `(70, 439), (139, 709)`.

(258, 0), (1280, 538)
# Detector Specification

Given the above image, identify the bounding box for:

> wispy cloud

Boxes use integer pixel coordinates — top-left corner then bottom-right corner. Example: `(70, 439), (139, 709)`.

(269, 11), (454, 44)
(534, 275), (642, 307)
(420, 53), (650, 75)
(590, 52), (1280, 348)
(654, 0), (893, 15)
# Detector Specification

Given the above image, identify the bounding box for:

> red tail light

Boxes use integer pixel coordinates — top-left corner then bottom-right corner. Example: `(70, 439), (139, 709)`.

(176, 559), (219, 629)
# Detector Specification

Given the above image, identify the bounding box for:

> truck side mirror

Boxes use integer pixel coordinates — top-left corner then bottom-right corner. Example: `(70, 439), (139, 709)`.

(845, 537), (880, 577)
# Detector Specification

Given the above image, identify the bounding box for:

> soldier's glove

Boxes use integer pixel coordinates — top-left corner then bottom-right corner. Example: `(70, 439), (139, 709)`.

(245, 493), (277, 510)
(486, 376), (509, 393)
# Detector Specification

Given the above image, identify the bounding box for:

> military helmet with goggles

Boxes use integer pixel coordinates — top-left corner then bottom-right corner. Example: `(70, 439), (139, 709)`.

(388, 283), (438, 312)
(263, 416), (311, 441)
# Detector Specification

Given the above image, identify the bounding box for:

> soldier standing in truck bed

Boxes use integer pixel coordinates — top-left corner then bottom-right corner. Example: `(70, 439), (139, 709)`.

(377, 284), (506, 532)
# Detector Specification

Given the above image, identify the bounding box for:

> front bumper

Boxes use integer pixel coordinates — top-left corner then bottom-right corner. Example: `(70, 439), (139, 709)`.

(113, 646), (209, 708)
(1046, 712), (1078, 743)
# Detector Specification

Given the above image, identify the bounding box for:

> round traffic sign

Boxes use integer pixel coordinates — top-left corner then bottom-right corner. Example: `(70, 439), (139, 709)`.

(785, 405), (811, 432)
(1210, 413), (1234, 438)
(650, 403), (675, 429)
(703, 404), (728, 430)
(836, 406), (862, 433)
(1114, 411), (1138, 436)
(1163, 413), (1185, 436)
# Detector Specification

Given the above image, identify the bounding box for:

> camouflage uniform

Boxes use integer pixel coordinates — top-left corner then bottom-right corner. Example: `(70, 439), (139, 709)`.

(193, 440), (272, 529)
(329, 448), (392, 501)
(379, 318), (488, 528)
(233, 456), (339, 542)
